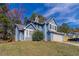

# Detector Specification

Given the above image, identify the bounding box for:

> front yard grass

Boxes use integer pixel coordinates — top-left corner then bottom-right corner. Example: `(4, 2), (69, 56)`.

(0, 41), (79, 56)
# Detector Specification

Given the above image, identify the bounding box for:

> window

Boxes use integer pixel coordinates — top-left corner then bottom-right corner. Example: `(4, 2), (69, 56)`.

(50, 24), (54, 29)
(29, 30), (34, 37)
(26, 30), (28, 37)
(55, 26), (57, 30)
(26, 29), (34, 37)
(50, 24), (57, 30)
(50, 24), (51, 29)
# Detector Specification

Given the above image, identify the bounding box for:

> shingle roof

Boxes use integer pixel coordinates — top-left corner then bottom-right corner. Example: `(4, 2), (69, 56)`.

(46, 17), (57, 25)
(73, 29), (79, 32)
(15, 24), (25, 30)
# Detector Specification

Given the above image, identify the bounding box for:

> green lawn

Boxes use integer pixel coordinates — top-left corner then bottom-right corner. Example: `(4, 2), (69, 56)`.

(0, 41), (79, 56)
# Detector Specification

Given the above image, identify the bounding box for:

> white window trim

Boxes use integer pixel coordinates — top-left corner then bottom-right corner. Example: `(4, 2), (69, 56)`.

(25, 29), (34, 37)
(50, 24), (57, 32)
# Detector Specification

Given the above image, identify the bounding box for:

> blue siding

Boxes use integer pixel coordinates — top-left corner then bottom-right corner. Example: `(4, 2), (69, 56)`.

(33, 23), (44, 31)
(38, 25), (43, 31)
(15, 23), (56, 41)
(19, 31), (24, 41)
(50, 33), (53, 41)
(15, 27), (19, 41)
(15, 27), (24, 41)
(44, 23), (48, 41)
(15, 18), (59, 41)
(48, 24), (50, 30)
(47, 32), (51, 41)
(47, 24), (49, 31)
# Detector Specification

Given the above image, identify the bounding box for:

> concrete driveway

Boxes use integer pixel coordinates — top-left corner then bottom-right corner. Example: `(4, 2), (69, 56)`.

(64, 42), (79, 47)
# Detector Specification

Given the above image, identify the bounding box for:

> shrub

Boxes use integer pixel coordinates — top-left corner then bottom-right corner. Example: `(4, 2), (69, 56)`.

(32, 30), (44, 41)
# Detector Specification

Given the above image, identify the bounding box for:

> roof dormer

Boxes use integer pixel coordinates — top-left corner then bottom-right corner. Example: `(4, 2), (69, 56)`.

(48, 17), (57, 26)
(47, 17), (57, 32)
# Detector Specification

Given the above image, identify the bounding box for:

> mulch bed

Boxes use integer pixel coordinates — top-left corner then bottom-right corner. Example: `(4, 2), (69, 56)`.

(0, 39), (15, 44)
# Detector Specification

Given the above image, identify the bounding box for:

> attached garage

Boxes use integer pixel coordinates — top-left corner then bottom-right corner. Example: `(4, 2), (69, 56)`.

(50, 31), (64, 42)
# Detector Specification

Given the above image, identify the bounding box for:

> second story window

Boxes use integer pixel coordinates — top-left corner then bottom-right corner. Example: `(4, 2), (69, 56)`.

(55, 26), (57, 30)
(50, 24), (57, 30)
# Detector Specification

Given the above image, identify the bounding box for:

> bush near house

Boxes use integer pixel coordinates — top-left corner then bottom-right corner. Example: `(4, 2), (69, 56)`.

(32, 30), (44, 41)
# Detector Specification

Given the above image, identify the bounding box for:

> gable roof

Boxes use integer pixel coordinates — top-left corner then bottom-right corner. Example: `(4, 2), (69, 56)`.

(26, 20), (44, 26)
(15, 24), (25, 30)
(46, 17), (57, 25)
(73, 29), (79, 32)
(24, 23), (37, 30)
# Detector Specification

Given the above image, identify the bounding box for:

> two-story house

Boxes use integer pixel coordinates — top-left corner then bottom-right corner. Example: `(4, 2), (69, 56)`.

(15, 16), (65, 42)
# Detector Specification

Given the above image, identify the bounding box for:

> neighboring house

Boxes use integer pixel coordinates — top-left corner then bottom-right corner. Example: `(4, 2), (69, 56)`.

(15, 16), (65, 42)
(68, 30), (79, 39)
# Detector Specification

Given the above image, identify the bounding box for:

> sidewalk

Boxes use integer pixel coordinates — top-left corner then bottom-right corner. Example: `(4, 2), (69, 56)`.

(64, 42), (79, 47)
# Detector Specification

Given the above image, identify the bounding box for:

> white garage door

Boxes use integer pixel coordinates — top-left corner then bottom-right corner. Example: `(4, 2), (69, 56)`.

(52, 34), (64, 42)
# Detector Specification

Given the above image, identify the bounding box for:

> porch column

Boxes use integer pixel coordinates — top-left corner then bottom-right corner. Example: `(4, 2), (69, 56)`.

(15, 27), (19, 41)
(44, 23), (47, 41)
(24, 29), (26, 40)
(50, 33), (53, 41)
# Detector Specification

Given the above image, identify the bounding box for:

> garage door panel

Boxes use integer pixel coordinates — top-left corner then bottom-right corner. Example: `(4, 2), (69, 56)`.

(52, 34), (64, 42)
